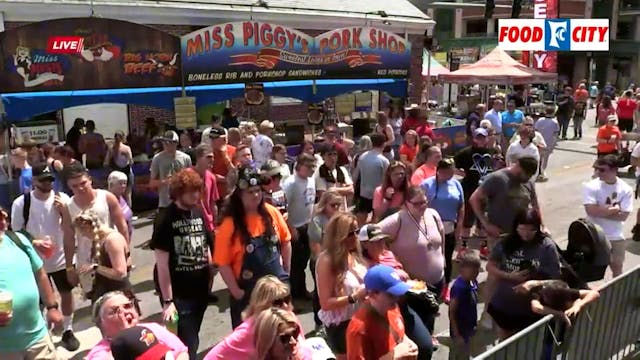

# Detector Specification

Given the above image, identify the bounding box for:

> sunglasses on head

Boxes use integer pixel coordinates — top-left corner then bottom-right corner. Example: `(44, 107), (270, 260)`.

(348, 228), (360, 237)
(272, 294), (292, 307)
(278, 326), (301, 345)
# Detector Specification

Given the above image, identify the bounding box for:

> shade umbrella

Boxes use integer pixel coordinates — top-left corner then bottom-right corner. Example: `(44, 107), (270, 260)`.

(438, 47), (557, 85)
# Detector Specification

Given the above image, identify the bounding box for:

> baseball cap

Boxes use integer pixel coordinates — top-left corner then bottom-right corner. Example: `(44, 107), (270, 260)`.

(473, 128), (488, 137)
(358, 224), (390, 243)
(305, 337), (337, 360)
(260, 120), (275, 130)
(364, 264), (410, 297)
(110, 326), (172, 360)
(261, 159), (282, 178)
(162, 130), (179, 143)
(32, 163), (55, 181)
(208, 126), (226, 139)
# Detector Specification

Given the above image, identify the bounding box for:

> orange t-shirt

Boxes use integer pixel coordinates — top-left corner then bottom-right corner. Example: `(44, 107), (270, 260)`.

(214, 203), (291, 278)
(410, 164), (436, 186)
(212, 145), (236, 197)
(399, 144), (419, 163)
(346, 305), (406, 360)
(596, 125), (621, 153)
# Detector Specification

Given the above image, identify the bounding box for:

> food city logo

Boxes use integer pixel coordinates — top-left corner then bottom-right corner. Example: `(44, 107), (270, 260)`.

(11, 45), (69, 88)
(182, 21), (409, 81)
(498, 18), (609, 51)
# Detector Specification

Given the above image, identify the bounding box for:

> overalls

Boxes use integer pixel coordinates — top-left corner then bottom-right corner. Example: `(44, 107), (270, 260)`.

(229, 232), (289, 328)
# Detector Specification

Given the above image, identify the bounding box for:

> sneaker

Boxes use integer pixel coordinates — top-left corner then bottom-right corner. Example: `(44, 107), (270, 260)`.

(633, 224), (640, 242)
(455, 246), (469, 262)
(479, 314), (493, 330)
(61, 330), (80, 352)
(441, 286), (450, 305)
(480, 246), (490, 260)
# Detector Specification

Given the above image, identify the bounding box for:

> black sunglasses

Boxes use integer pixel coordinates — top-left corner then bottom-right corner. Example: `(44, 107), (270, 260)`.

(272, 294), (292, 307)
(278, 326), (301, 345)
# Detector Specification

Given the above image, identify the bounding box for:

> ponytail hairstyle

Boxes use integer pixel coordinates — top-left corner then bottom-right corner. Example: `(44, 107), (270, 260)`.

(73, 209), (112, 262)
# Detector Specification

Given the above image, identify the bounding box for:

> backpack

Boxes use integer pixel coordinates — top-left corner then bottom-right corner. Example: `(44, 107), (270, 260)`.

(5, 230), (32, 259)
(16, 190), (58, 241)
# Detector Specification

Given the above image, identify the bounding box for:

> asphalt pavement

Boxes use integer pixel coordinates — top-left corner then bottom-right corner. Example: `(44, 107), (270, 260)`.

(55, 108), (640, 360)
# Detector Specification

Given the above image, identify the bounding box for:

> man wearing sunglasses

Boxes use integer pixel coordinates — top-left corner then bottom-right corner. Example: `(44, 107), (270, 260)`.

(583, 155), (633, 277)
(10, 163), (79, 351)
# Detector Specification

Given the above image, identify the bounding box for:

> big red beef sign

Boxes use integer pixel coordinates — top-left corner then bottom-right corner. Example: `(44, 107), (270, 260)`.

(180, 22), (411, 85)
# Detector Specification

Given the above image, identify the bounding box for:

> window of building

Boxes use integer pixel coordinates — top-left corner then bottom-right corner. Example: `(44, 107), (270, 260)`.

(617, 19), (633, 40)
(465, 19), (488, 37)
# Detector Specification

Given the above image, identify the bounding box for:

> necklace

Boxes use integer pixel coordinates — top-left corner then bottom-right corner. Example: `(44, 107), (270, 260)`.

(407, 210), (428, 238)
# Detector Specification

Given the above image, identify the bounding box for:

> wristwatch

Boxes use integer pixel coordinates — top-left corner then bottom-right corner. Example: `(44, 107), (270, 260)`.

(347, 294), (356, 304)
(163, 299), (174, 305)
(46, 302), (59, 310)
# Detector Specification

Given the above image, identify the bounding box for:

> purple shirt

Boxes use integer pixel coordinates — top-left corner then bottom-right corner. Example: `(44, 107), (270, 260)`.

(118, 195), (133, 238)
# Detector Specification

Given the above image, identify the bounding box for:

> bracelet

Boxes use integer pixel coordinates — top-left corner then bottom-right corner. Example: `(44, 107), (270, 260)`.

(65, 266), (74, 272)
(163, 299), (174, 305)
(46, 302), (59, 310)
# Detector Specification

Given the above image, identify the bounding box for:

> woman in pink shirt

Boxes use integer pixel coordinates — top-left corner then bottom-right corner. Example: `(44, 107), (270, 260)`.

(204, 276), (311, 360)
(377, 186), (445, 343)
(192, 143), (219, 233)
(372, 161), (409, 222)
(410, 145), (442, 186)
(87, 291), (188, 360)
(596, 95), (616, 126)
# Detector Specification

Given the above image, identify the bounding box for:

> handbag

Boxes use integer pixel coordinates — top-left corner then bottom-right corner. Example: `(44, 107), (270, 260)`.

(407, 288), (440, 313)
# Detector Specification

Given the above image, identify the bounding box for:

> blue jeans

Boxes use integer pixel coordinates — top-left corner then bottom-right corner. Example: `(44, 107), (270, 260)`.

(175, 298), (208, 360)
(400, 302), (434, 360)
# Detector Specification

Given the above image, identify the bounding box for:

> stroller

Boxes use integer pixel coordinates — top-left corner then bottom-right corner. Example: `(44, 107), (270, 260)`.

(556, 218), (609, 289)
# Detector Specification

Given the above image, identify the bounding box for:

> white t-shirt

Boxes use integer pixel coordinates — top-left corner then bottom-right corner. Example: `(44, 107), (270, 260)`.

(583, 178), (634, 241)
(251, 134), (274, 169)
(505, 141), (540, 167)
(282, 174), (315, 228)
(11, 191), (72, 273)
(510, 131), (547, 149)
(631, 142), (640, 177)
(313, 166), (353, 192)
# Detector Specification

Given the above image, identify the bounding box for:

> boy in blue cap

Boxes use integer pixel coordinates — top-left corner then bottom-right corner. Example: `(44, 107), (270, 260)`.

(346, 264), (418, 360)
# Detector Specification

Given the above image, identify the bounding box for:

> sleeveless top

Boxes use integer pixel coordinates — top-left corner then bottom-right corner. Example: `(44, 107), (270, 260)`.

(93, 233), (131, 296)
(68, 189), (114, 266)
(375, 124), (392, 153)
(318, 260), (367, 326)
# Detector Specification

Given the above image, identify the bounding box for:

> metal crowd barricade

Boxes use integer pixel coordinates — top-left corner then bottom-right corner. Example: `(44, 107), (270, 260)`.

(474, 265), (640, 360)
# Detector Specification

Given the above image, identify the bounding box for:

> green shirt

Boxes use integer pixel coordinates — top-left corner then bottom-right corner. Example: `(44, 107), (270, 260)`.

(0, 232), (46, 353)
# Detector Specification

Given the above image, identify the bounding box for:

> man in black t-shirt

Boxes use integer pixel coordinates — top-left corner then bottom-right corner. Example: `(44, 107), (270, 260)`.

(150, 168), (212, 360)
(454, 128), (496, 242)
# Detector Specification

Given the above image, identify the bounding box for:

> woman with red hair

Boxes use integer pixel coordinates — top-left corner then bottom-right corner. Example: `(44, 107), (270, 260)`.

(149, 168), (213, 360)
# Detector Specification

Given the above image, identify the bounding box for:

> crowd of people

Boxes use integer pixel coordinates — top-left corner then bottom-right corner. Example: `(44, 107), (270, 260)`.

(7, 85), (640, 360)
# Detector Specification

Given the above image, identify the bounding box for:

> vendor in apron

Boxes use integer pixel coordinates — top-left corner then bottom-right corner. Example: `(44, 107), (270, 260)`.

(214, 165), (292, 329)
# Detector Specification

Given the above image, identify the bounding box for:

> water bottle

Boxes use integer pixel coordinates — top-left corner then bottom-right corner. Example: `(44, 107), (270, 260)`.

(166, 312), (179, 335)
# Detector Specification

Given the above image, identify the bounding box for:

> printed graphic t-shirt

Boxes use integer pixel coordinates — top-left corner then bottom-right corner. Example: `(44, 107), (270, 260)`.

(454, 145), (496, 193)
(150, 203), (213, 299)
